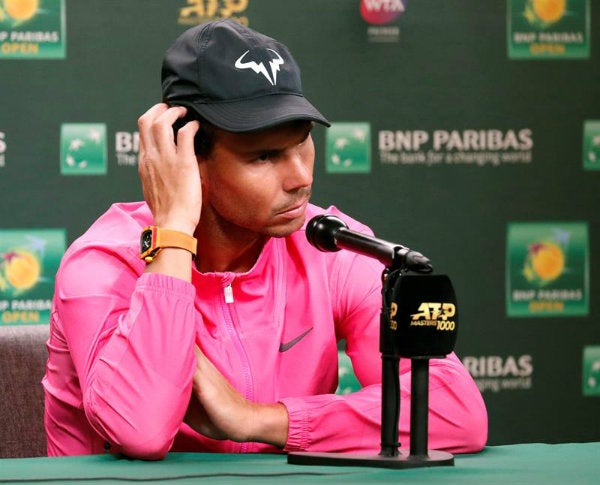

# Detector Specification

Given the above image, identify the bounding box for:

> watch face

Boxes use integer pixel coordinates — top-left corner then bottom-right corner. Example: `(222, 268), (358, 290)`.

(141, 229), (153, 253)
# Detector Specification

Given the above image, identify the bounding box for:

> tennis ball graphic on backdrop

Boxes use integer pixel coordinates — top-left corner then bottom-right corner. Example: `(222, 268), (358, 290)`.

(3, 249), (41, 291)
(525, 0), (566, 27)
(3, 0), (39, 21)
(533, 0), (566, 22)
(523, 241), (565, 285)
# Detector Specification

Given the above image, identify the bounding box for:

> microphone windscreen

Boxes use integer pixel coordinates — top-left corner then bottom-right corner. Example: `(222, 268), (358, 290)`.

(387, 273), (458, 358)
(305, 215), (346, 252)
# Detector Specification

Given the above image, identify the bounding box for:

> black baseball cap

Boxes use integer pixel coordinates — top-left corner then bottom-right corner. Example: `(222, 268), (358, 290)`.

(161, 19), (330, 133)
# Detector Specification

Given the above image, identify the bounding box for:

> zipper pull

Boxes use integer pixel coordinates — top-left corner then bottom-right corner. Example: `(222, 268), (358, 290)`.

(224, 284), (234, 304)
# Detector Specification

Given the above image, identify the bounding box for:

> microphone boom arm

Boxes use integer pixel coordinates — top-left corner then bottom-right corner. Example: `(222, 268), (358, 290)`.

(306, 215), (433, 273)
(334, 228), (432, 273)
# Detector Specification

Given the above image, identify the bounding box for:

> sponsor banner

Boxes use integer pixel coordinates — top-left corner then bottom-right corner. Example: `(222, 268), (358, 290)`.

(0, 229), (65, 325)
(582, 120), (600, 171)
(60, 123), (107, 176)
(507, 0), (590, 59)
(178, 0), (249, 26)
(0, 0), (66, 59)
(462, 354), (534, 393)
(359, 0), (407, 43)
(0, 130), (5, 167)
(326, 122), (371, 174)
(115, 130), (139, 167)
(336, 351), (361, 395)
(378, 128), (533, 167)
(582, 346), (600, 396)
(506, 222), (588, 317)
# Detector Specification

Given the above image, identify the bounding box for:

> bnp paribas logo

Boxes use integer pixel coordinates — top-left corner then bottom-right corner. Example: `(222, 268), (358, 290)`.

(582, 120), (600, 171)
(583, 346), (600, 396)
(506, 222), (589, 317)
(325, 122), (371, 174)
(0, 229), (65, 325)
(0, 0), (66, 59)
(60, 123), (107, 176)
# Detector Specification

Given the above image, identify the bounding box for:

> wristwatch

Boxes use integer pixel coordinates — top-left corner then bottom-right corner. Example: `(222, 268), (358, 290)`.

(140, 226), (197, 263)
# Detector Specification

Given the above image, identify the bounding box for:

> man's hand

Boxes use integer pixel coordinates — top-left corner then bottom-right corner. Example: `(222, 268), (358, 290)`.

(138, 103), (202, 236)
(185, 347), (289, 448)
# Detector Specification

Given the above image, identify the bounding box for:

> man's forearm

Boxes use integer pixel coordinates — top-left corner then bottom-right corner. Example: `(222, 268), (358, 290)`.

(249, 402), (289, 448)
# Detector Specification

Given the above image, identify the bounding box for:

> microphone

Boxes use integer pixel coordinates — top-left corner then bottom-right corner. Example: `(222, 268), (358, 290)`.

(306, 214), (432, 273)
(291, 214), (457, 468)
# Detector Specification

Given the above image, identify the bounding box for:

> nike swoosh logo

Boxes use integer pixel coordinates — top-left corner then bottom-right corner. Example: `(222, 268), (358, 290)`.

(279, 327), (313, 352)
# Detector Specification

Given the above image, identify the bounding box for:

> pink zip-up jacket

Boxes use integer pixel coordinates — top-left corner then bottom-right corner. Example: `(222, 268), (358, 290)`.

(43, 201), (487, 459)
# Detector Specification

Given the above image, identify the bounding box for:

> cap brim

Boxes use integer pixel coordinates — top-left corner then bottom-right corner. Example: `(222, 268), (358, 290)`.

(177, 94), (330, 133)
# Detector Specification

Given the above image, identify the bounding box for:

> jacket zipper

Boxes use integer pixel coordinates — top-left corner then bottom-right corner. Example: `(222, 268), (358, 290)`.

(221, 280), (253, 453)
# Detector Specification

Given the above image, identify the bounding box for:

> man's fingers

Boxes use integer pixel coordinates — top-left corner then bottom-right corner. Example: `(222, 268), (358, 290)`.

(150, 106), (189, 154)
(138, 103), (187, 155)
(137, 103), (168, 149)
(176, 120), (200, 157)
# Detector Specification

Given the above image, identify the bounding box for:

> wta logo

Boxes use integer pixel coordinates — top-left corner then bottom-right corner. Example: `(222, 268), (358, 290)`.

(360, 0), (407, 25)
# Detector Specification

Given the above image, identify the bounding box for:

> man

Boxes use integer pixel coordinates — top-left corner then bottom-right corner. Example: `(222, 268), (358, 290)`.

(43, 19), (487, 459)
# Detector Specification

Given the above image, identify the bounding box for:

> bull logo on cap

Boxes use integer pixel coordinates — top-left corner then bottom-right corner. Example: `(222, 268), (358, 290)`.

(234, 48), (284, 86)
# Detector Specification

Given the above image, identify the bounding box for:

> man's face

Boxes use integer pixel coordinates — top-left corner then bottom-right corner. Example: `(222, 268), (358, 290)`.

(199, 120), (315, 238)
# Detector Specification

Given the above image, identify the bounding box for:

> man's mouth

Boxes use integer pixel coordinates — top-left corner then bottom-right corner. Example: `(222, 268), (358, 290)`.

(276, 197), (310, 219)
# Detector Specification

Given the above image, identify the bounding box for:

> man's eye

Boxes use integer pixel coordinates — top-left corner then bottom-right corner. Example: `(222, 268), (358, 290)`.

(256, 151), (277, 162)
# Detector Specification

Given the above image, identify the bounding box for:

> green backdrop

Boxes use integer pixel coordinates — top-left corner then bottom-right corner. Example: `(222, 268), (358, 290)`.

(0, 0), (598, 447)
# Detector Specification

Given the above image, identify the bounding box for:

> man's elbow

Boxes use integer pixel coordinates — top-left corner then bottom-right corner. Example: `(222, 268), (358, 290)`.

(461, 407), (488, 453)
(450, 403), (488, 453)
(428, 395), (488, 454)
(83, 390), (176, 460)
(116, 433), (172, 460)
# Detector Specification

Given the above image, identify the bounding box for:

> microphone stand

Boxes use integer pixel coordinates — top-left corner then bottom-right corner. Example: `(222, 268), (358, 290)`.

(288, 247), (455, 468)
(379, 267), (454, 466)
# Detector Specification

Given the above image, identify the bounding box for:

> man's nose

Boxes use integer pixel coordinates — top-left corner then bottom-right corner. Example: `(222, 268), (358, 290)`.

(283, 150), (313, 191)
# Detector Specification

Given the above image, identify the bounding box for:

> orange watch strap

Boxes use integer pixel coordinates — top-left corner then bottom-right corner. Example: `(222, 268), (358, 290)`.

(141, 226), (197, 263)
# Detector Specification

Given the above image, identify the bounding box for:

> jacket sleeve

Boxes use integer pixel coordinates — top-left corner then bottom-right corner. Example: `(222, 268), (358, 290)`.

(54, 242), (198, 459)
(280, 250), (488, 454)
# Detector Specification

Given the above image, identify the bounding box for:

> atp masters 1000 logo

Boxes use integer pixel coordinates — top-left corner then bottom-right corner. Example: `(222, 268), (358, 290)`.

(178, 0), (249, 26)
(0, 0), (65, 59)
(0, 229), (65, 325)
(506, 222), (588, 317)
